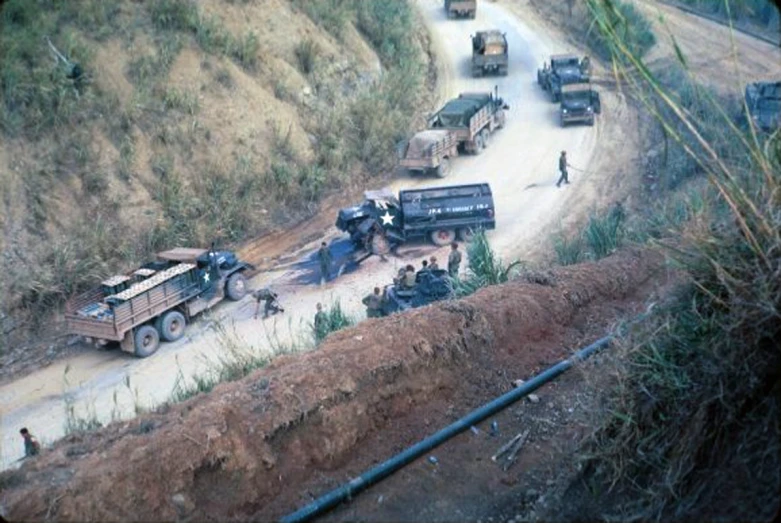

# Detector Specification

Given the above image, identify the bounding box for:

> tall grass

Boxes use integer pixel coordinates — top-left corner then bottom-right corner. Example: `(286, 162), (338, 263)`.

(553, 204), (627, 265)
(312, 299), (355, 345)
(676, 0), (780, 33)
(569, 1), (781, 520)
(451, 231), (522, 297)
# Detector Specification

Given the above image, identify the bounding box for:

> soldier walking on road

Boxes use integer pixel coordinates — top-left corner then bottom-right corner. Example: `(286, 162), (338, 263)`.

(317, 242), (333, 284)
(362, 287), (384, 318)
(556, 150), (570, 188)
(314, 302), (328, 343)
(448, 242), (462, 277)
(20, 428), (41, 458)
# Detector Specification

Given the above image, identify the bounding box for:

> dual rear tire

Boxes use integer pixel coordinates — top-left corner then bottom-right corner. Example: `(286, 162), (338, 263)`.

(430, 227), (477, 246)
(134, 310), (187, 358)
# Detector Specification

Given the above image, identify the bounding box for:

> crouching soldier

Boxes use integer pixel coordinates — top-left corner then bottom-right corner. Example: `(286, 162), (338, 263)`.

(362, 287), (385, 318)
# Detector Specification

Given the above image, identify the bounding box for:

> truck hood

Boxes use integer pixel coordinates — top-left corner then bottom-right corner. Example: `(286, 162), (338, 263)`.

(562, 97), (591, 110)
(555, 67), (582, 82)
(336, 205), (367, 231)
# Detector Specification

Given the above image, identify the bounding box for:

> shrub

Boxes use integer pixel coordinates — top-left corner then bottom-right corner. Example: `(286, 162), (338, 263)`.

(586, 0), (657, 61)
(312, 300), (355, 345)
(294, 38), (320, 74)
(451, 231), (521, 297)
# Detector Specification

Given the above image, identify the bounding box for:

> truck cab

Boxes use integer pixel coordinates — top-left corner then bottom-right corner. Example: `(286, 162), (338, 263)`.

(538, 54), (591, 102)
(560, 83), (601, 127)
(745, 81), (780, 132)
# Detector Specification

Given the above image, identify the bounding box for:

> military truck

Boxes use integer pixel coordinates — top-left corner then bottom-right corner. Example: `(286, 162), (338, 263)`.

(560, 82), (601, 127)
(745, 81), (780, 132)
(445, 0), (476, 19)
(336, 183), (496, 255)
(399, 90), (508, 177)
(65, 247), (253, 358)
(471, 30), (508, 77)
(382, 269), (452, 315)
(537, 54), (591, 102)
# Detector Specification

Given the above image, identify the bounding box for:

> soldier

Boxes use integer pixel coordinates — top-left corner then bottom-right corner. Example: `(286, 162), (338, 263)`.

(556, 150), (570, 188)
(403, 264), (417, 289)
(317, 242), (333, 284)
(19, 427), (41, 458)
(448, 242), (462, 277)
(580, 56), (591, 76)
(419, 259), (430, 274)
(362, 287), (384, 318)
(314, 303), (328, 343)
(429, 256), (439, 270)
(254, 288), (284, 319)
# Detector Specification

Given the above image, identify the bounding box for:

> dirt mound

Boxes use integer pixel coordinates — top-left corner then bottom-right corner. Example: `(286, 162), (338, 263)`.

(0, 248), (664, 521)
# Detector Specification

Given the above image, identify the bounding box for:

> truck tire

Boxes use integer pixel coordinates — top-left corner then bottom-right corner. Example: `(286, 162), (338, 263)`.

(587, 115), (595, 127)
(552, 91), (560, 103)
(435, 157), (451, 178)
(226, 272), (247, 301)
(537, 70), (542, 85)
(472, 67), (482, 78)
(500, 66), (508, 76)
(157, 310), (186, 342)
(469, 10), (476, 19)
(458, 227), (476, 242)
(480, 129), (490, 149)
(134, 325), (160, 358)
(430, 228), (456, 246)
(473, 133), (484, 154)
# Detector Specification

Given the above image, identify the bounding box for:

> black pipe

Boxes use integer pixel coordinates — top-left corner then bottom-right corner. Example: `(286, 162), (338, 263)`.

(281, 309), (653, 523)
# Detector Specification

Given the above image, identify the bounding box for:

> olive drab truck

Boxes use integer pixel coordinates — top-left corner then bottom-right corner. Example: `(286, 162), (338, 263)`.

(336, 183), (496, 256)
(560, 82), (601, 126)
(471, 30), (508, 77)
(537, 54), (591, 102)
(745, 81), (780, 132)
(399, 89), (509, 177)
(445, 0), (477, 19)
(65, 247), (254, 358)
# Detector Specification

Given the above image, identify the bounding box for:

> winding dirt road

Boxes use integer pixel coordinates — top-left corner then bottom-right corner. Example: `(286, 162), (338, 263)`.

(0, 0), (701, 469)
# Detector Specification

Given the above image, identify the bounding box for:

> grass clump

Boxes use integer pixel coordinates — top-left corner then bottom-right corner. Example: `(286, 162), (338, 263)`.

(313, 300), (355, 345)
(553, 203), (627, 265)
(585, 0), (656, 61)
(451, 231), (522, 297)
(563, 1), (781, 520)
(294, 38), (320, 74)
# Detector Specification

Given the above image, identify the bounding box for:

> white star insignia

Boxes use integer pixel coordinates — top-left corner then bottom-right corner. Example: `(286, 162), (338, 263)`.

(380, 212), (394, 226)
(203, 272), (210, 283)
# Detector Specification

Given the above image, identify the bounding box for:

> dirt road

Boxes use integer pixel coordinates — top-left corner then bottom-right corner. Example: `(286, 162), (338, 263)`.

(0, 0), (630, 469)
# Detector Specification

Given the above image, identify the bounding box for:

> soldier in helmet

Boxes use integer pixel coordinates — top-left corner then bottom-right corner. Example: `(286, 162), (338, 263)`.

(556, 150), (570, 188)
(362, 287), (384, 318)
(314, 302), (328, 343)
(317, 242), (333, 284)
(448, 242), (462, 277)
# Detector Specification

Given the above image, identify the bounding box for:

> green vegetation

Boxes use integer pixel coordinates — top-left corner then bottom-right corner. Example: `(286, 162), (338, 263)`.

(567, 1), (781, 519)
(676, 0), (780, 33)
(451, 231), (522, 297)
(554, 204), (627, 265)
(312, 300), (355, 345)
(585, 0), (656, 61)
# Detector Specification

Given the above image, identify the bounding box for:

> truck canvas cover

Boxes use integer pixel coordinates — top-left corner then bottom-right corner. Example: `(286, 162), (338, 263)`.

(434, 96), (490, 127)
(399, 183), (494, 230)
(405, 130), (451, 159)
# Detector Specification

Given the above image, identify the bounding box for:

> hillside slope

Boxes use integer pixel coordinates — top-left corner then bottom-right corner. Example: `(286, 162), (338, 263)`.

(0, 0), (433, 351)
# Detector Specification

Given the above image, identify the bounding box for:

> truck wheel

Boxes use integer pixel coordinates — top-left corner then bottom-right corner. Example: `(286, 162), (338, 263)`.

(157, 310), (186, 342)
(134, 325), (160, 358)
(472, 67), (482, 78)
(480, 129), (490, 149)
(552, 92), (560, 103)
(435, 157), (451, 178)
(458, 227), (476, 242)
(588, 116), (595, 127)
(560, 114), (566, 128)
(537, 70), (542, 85)
(470, 10), (476, 19)
(226, 272), (247, 301)
(430, 229), (456, 246)
(473, 133), (484, 154)
(500, 66), (508, 76)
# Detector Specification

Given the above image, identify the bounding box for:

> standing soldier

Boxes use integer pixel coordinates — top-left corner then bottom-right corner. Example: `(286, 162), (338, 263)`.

(362, 287), (384, 318)
(448, 242), (462, 277)
(556, 150), (570, 188)
(314, 302), (328, 343)
(317, 241), (333, 284)
(19, 427), (41, 458)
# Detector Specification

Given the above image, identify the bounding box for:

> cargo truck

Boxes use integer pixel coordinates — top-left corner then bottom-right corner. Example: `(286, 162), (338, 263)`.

(336, 183), (496, 255)
(65, 247), (253, 358)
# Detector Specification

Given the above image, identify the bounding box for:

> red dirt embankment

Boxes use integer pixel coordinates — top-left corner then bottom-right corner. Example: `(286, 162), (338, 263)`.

(0, 248), (664, 522)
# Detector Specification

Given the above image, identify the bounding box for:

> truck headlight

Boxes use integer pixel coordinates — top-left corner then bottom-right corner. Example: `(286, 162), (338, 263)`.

(562, 108), (568, 114)
(586, 106), (593, 112)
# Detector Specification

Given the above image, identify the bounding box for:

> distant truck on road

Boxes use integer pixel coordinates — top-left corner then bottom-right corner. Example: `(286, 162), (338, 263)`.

(399, 90), (509, 177)
(65, 247), (253, 358)
(336, 183), (496, 254)
(445, 0), (476, 19)
(471, 30), (508, 77)
(745, 81), (780, 132)
(537, 54), (591, 102)
(560, 82), (601, 126)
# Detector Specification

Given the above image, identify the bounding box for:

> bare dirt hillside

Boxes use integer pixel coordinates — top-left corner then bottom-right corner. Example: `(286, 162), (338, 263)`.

(0, 248), (665, 522)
